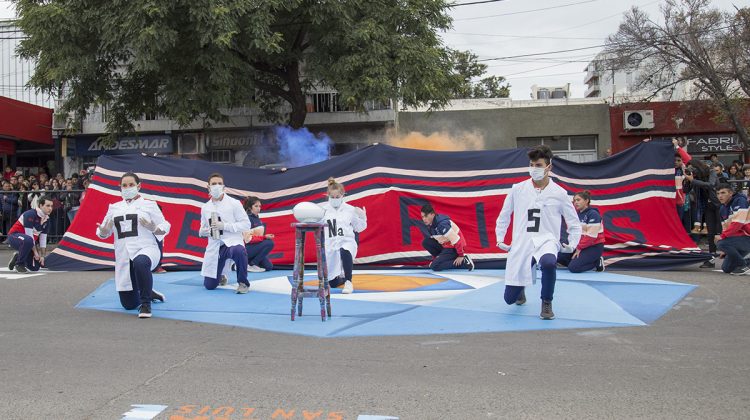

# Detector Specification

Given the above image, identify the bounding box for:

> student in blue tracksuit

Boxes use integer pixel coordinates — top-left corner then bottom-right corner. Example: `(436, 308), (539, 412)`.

(242, 196), (275, 272)
(557, 190), (605, 273)
(7, 196), (53, 273)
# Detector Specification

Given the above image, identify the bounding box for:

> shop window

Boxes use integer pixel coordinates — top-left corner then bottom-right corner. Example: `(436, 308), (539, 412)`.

(210, 149), (232, 163)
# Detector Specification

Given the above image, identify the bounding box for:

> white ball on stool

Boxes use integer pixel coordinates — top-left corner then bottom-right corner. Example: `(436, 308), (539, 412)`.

(293, 202), (325, 223)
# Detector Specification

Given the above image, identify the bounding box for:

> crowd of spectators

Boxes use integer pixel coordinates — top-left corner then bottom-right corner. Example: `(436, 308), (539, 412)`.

(0, 165), (91, 243)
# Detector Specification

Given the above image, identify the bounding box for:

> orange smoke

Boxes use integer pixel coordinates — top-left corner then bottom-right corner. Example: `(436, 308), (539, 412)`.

(386, 130), (484, 151)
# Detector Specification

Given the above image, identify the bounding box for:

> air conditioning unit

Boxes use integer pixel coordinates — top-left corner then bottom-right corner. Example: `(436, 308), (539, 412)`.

(178, 133), (207, 154)
(623, 110), (655, 130)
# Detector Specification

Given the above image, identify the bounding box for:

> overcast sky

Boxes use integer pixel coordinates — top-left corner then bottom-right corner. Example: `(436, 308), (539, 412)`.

(0, 0), (742, 100)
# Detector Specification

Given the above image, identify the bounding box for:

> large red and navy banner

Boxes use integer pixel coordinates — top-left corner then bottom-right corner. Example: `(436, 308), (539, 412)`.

(46, 141), (707, 271)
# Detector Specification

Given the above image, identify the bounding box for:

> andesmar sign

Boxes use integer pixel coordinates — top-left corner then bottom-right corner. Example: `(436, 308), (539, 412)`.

(76, 135), (174, 156)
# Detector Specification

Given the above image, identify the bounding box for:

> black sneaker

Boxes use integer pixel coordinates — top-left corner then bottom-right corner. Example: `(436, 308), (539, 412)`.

(8, 252), (17, 271)
(515, 289), (526, 305)
(595, 256), (605, 272)
(699, 259), (715, 269)
(15, 264), (27, 273)
(731, 266), (750, 276)
(463, 255), (475, 271)
(540, 300), (555, 320)
(151, 289), (166, 303)
(138, 303), (152, 318)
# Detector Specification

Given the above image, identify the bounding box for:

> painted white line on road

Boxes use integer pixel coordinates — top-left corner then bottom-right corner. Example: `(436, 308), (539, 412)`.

(121, 404), (168, 420)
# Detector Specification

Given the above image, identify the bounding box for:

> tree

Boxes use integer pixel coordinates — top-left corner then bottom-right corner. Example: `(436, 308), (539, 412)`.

(449, 50), (510, 99)
(603, 0), (750, 154)
(15, 0), (459, 133)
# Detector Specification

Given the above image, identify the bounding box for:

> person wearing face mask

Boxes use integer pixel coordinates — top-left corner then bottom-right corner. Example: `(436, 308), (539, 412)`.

(495, 145), (582, 320)
(198, 173), (252, 293)
(420, 203), (475, 272)
(319, 177), (367, 294)
(7, 196), (54, 273)
(242, 196), (275, 273)
(556, 191), (605, 273)
(95, 172), (170, 318)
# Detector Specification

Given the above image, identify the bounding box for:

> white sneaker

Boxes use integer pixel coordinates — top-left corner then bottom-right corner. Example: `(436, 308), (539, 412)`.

(236, 282), (250, 294)
(342, 280), (354, 294)
(248, 265), (266, 273)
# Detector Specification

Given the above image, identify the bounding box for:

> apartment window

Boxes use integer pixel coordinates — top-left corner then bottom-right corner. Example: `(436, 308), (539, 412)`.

(210, 149), (232, 163)
(308, 92), (341, 112)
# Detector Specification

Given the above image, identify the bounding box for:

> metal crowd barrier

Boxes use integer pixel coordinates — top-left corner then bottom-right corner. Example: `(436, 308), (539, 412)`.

(0, 188), (86, 244)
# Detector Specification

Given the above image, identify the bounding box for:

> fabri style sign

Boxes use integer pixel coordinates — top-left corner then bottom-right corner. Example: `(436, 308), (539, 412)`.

(680, 134), (744, 153)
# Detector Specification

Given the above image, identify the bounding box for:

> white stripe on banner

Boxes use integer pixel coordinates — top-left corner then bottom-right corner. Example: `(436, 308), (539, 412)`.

(54, 248), (114, 266)
(96, 164), (530, 200)
(89, 184), (205, 208)
(96, 164), (673, 204)
(64, 232), (204, 263)
(64, 232), (114, 249)
(355, 251), (508, 264)
(551, 168), (674, 185)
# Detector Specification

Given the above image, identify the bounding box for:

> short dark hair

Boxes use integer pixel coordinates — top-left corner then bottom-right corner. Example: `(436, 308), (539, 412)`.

(711, 162), (724, 169)
(675, 153), (683, 159)
(420, 203), (435, 215)
(120, 172), (141, 184)
(710, 153), (718, 158)
(528, 145), (553, 165)
(717, 183), (733, 192)
(208, 172), (223, 183)
(38, 195), (52, 207)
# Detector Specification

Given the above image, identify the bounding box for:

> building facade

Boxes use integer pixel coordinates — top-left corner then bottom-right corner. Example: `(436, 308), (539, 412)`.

(399, 98), (611, 162)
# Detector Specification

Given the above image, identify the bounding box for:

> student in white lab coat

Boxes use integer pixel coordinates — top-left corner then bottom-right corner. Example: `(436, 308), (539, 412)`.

(95, 172), (170, 318)
(495, 145), (582, 320)
(198, 173), (252, 293)
(320, 177), (367, 294)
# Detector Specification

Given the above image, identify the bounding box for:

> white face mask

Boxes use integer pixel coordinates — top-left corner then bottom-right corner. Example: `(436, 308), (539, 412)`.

(122, 186), (138, 200)
(209, 184), (224, 199)
(529, 166), (547, 182)
(329, 197), (343, 208)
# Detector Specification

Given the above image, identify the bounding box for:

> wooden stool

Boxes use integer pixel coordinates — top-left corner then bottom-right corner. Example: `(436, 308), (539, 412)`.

(290, 222), (331, 321)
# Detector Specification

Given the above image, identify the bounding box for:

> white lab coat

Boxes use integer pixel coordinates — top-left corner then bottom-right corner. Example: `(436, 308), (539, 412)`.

(199, 194), (251, 278)
(495, 178), (581, 286)
(96, 197), (170, 292)
(320, 202), (367, 280)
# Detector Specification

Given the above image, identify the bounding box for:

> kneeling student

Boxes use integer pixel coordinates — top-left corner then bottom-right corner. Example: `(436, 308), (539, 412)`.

(420, 203), (474, 272)
(8, 195), (53, 273)
(557, 191), (605, 273)
(716, 183), (750, 275)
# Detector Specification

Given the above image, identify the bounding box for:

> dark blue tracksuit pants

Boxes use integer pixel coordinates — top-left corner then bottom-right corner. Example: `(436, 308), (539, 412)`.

(717, 236), (750, 273)
(422, 237), (470, 271)
(9, 233), (41, 271)
(557, 244), (604, 273)
(118, 255), (154, 310)
(204, 244), (248, 289)
(246, 239), (274, 271)
(329, 249), (354, 288)
(503, 254), (557, 304)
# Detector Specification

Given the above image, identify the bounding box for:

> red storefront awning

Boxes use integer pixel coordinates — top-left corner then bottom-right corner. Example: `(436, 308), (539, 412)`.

(0, 96), (53, 146)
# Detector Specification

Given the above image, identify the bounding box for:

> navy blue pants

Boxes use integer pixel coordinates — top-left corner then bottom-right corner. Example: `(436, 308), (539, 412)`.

(329, 249), (353, 288)
(9, 233), (41, 271)
(504, 254), (557, 304)
(246, 239), (274, 271)
(557, 244), (604, 273)
(422, 237), (470, 271)
(204, 244), (248, 289)
(118, 255), (154, 310)
(717, 236), (750, 273)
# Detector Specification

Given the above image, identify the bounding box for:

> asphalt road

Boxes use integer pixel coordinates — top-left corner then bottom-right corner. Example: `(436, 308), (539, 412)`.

(0, 249), (748, 419)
